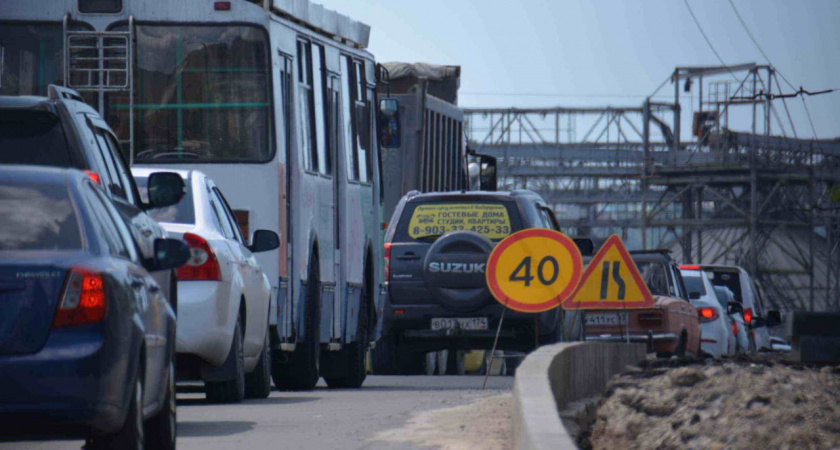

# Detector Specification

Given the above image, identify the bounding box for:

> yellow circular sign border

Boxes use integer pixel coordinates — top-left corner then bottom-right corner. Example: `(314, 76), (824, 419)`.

(486, 229), (583, 313)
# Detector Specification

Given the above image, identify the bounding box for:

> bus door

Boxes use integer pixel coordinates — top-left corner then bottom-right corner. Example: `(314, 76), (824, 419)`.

(329, 74), (344, 342)
(279, 52), (295, 341)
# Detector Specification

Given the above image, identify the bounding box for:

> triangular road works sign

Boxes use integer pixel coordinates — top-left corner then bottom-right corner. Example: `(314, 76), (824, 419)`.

(562, 235), (655, 310)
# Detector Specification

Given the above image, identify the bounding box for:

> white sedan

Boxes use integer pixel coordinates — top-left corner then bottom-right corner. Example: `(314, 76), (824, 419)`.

(681, 266), (748, 358)
(133, 168), (279, 403)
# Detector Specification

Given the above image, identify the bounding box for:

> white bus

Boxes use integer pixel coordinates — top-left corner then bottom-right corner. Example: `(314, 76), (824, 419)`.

(0, 0), (385, 390)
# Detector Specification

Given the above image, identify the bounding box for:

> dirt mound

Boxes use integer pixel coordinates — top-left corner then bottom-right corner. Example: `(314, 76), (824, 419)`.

(588, 359), (840, 449)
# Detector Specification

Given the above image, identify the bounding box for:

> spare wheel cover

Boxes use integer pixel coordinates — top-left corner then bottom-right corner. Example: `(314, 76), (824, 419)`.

(423, 231), (494, 311)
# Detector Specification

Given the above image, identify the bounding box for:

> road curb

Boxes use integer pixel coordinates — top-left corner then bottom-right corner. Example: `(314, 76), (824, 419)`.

(512, 342), (647, 450)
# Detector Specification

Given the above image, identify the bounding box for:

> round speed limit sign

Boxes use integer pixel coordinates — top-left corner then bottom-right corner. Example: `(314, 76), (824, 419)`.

(486, 229), (583, 312)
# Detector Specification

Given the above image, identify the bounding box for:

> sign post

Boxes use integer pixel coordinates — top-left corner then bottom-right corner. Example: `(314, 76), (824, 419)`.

(482, 229), (583, 388)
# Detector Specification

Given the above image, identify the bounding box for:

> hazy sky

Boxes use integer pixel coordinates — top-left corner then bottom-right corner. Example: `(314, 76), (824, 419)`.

(317, 0), (839, 139)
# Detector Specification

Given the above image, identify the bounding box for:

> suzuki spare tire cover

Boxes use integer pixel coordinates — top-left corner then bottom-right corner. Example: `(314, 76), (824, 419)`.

(423, 231), (494, 311)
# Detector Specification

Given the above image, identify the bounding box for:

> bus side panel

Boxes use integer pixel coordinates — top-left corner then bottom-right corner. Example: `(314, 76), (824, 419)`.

(340, 68), (381, 343)
(341, 182), (371, 343)
(293, 37), (337, 344)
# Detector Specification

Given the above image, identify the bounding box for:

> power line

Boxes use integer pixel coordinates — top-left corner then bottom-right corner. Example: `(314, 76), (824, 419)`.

(727, 0), (830, 142)
(727, 0), (796, 91)
(682, 0), (731, 70)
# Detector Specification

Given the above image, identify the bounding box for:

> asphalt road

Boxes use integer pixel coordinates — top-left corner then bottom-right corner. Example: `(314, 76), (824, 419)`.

(0, 375), (514, 450)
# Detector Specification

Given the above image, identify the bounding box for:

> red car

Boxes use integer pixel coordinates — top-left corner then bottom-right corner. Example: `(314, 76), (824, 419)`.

(583, 251), (701, 357)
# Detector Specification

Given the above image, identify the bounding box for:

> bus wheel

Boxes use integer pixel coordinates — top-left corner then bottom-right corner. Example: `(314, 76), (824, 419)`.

(325, 278), (369, 389)
(278, 255), (321, 391)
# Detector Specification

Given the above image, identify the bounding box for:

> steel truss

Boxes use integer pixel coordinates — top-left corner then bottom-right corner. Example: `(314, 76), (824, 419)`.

(465, 64), (840, 312)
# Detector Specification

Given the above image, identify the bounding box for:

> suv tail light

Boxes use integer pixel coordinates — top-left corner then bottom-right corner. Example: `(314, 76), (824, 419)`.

(384, 243), (392, 282)
(177, 233), (221, 281)
(731, 319), (739, 337)
(697, 307), (719, 323)
(638, 311), (662, 325)
(53, 269), (106, 328)
(743, 308), (753, 325)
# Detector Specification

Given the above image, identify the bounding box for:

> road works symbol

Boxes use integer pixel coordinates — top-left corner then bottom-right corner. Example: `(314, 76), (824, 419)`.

(562, 235), (654, 310)
(486, 229), (583, 313)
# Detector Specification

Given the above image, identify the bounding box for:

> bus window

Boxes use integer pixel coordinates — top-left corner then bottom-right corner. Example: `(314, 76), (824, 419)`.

(297, 39), (317, 172)
(341, 57), (371, 182)
(105, 25), (272, 162)
(340, 56), (358, 180)
(0, 22), (95, 105)
(354, 61), (371, 183)
(311, 43), (329, 175)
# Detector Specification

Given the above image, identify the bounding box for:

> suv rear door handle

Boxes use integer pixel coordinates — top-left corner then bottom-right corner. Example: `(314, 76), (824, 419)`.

(397, 254), (420, 261)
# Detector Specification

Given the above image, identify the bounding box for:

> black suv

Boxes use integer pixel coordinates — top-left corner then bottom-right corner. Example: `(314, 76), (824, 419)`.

(374, 190), (568, 374)
(0, 85), (184, 307)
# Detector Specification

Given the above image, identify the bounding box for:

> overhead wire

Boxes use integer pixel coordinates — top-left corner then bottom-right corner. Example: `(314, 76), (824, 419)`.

(682, 0), (734, 76)
(727, 0), (829, 144)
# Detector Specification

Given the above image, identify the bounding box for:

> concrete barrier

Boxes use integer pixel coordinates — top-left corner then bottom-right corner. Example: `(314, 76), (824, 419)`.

(512, 342), (647, 450)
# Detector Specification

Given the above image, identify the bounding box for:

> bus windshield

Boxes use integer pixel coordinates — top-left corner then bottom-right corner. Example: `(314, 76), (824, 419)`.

(0, 22), (91, 100)
(106, 24), (272, 163)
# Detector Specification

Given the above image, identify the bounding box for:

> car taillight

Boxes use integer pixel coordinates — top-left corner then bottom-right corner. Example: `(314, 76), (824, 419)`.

(743, 308), (753, 325)
(53, 269), (106, 328)
(697, 307), (719, 323)
(384, 242), (392, 282)
(176, 233), (221, 281)
(83, 170), (102, 185)
(638, 311), (662, 325)
(731, 319), (738, 337)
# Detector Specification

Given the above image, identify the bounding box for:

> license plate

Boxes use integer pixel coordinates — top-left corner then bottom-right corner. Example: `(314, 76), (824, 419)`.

(431, 317), (489, 331)
(584, 312), (628, 326)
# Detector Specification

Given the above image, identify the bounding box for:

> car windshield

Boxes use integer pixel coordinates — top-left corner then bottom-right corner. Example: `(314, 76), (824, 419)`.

(0, 110), (73, 165)
(682, 273), (706, 297)
(0, 181), (83, 251)
(707, 270), (744, 303)
(135, 175), (195, 224)
(714, 286), (735, 310)
(394, 200), (520, 242)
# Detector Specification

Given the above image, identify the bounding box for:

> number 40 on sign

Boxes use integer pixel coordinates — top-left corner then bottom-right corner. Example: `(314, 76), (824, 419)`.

(486, 229), (583, 313)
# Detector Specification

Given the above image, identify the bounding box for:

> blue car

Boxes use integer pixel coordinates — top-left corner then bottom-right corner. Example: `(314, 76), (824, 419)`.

(0, 166), (188, 449)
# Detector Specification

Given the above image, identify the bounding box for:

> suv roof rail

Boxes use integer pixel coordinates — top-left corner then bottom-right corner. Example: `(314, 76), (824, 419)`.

(510, 189), (536, 196)
(48, 85), (85, 103)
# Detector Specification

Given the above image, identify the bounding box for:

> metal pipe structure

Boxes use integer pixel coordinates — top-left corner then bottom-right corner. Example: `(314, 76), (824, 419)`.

(464, 64), (840, 313)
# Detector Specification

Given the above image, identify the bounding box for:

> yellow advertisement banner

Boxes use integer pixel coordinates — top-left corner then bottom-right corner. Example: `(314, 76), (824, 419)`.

(408, 203), (511, 240)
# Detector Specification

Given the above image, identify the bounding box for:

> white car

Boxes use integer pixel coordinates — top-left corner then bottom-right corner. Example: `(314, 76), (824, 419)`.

(681, 267), (747, 357)
(687, 265), (780, 351)
(133, 168), (279, 403)
(712, 285), (751, 354)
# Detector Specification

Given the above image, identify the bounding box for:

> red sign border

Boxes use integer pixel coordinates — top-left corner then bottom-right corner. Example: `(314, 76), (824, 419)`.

(486, 228), (583, 313)
(561, 234), (655, 310)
